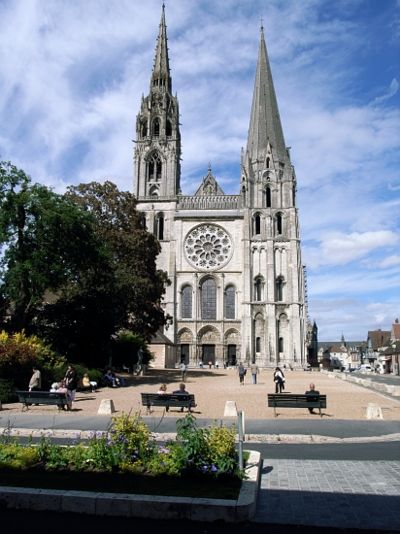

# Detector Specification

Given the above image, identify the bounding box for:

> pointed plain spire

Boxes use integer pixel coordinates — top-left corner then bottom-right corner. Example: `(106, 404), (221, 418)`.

(246, 25), (288, 164)
(151, 4), (171, 92)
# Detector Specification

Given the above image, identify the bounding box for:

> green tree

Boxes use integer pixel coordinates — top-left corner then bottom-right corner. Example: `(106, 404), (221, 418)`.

(66, 181), (170, 339)
(0, 162), (106, 333)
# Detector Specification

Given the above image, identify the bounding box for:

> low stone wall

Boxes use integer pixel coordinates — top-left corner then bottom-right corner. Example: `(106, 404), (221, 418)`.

(0, 450), (261, 522)
(322, 370), (400, 397)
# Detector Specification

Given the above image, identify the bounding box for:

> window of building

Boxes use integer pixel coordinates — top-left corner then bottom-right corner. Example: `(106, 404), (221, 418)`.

(254, 277), (263, 301)
(181, 286), (192, 319)
(265, 186), (271, 208)
(224, 285), (236, 319)
(276, 276), (284, 301)
(155, 213), (164, 240)
(266, 157), (270, 169)
(139, 212), (146, 229)
(152, 118), (160, 136)
(201, 278), (216, 320)
(253, 213), (261, 235)
(166, 120), (172, 136)
(256, 337), (261, 352)
(148, 153), (162, 181)
(278, 337), (284, 353)
(141, 120), (147, 137)
(276, 213), (283, 235)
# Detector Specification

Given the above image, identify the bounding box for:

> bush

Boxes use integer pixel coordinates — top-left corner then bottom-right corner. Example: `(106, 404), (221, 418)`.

(0, 330), (67, 389)
(0, 414), (242, 480)
(0, 378), (17, 403)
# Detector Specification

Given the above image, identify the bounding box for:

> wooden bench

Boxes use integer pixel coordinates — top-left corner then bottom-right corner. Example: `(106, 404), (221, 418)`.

(16, 390), (69, 412)
(141, 393), (196, 414)
(268, 393), (327, 417)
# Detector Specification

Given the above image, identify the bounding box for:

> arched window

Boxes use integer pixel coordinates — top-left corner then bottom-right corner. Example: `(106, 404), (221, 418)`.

(276, 276), (284, 301)
(148, 153), (162, 181)
(254, 277), (263, 301)
(201, 278), (216, 320)
(252, 213), (261, 236)
(265, 186), (271, 208)
(292, 184), (296, 206)
(224, 285), (236, 319)
(256, 337), (261, 352)
(155, 213), (164, 240)
(141, 121), (147, 137)
(152, 118), (160, 136)
(181, 285), (192, 319)
(276, 213), (283, 235)
(266, 157), (270, 169)
(278, 337), (284, 353)
(166, 120), (172, 137)
(139, 212), (146, 229)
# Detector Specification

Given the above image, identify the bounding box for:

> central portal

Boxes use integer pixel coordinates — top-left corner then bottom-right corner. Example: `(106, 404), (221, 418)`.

(202, 344), (215, 365)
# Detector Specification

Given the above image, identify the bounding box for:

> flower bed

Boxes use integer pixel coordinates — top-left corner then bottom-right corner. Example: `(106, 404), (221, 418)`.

(0, 414), (243, 500)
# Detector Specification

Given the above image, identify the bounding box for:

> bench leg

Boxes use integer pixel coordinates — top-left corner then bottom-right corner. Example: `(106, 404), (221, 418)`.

(319, 405), (322, 417)
(274, 406), (277, 417)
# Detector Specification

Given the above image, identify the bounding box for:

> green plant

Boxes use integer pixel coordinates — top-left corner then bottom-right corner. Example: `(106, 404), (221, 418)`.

(0, 378), (16, 403)
(110, 413), (155, 464)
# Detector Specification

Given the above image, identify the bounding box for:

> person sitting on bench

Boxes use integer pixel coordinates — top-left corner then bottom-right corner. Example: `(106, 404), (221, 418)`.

(305, 383), (320, 414)
(173, 383), (190, 412)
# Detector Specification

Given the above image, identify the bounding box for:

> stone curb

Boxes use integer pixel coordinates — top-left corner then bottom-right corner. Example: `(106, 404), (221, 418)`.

(2, 427), (400, 444)
(0, 450), (261, 522)
(322, 370), (400, 397)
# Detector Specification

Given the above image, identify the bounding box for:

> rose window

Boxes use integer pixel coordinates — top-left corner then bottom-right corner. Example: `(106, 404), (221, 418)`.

(184, 224), (233, 270)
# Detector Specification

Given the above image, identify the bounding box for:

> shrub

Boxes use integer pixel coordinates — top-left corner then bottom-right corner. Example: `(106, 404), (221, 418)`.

(0, 378), (17, 403)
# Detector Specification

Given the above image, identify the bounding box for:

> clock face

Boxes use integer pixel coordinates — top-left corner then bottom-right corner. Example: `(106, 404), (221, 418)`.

(184, 224), (233, 270)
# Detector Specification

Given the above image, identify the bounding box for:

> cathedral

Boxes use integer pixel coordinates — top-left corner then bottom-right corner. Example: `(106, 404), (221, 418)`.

(134, 6), (312, 368)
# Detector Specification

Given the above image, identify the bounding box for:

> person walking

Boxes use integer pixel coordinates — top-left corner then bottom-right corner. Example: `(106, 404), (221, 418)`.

(180, 361), (187, 382)
(28, 366), (41, 391)
(64, 365), (78, 405)
(250, 362), (259, 384)
(238, 362), (246, 385)
(273, 366), (285, 393)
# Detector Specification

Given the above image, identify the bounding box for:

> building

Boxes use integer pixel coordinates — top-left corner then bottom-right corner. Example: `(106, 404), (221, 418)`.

(134, 7), (310, 368)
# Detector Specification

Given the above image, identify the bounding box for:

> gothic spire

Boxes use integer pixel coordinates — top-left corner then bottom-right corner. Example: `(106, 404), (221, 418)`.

(151, 4), (171, 92)
(246, 25), (288, 164)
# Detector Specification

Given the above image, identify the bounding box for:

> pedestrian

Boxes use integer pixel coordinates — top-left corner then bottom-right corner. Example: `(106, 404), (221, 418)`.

(173, 382), (191, 412)
(28, 366), (41, 391)
(250, 362), (259, 384)
(273, 366), (285, 393)
(64, 365), (78, 405)
(180, 361), (187, 382)
(238, 362), (246, 385)
(305, 383), (320, 414)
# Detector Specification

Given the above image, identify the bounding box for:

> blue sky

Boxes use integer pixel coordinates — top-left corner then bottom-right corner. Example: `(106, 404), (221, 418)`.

(0, 0), (399, 341)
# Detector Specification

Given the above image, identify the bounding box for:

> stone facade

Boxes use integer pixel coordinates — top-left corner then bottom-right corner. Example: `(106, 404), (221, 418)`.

(134, 7), (310, 368)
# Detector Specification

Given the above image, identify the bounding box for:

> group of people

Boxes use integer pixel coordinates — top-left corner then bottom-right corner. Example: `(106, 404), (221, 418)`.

(157, 382), (190, 412)
(28, 365), (98, 411)
(102, 368), (126, 388)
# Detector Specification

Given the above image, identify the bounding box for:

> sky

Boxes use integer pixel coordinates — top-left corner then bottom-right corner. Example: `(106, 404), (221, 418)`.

(0, 0), (399, 341)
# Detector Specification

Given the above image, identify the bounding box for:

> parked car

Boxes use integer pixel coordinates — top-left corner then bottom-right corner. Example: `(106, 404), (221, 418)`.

(358, 364), (373, 373)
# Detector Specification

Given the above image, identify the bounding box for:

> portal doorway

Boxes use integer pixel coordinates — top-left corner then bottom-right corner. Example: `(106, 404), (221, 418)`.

(227, 344), (237, 366)
(202, 345), (215, 365)
(180, 344), (189, 364)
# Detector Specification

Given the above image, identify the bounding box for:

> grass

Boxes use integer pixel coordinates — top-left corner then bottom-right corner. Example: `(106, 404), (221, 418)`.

(0, 468), (241, 499)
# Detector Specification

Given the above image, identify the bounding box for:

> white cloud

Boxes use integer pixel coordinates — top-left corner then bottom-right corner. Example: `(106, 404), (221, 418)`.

(0, 0), (399, 341)
(372, 78), (399, 104)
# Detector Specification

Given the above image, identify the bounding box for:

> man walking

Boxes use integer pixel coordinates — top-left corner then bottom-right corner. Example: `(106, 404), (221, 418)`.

(250, 362), (259, 384)
(180, 361), (187, 382)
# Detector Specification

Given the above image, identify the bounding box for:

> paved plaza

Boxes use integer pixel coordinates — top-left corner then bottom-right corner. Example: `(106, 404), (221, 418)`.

(1, 369), (400, 531)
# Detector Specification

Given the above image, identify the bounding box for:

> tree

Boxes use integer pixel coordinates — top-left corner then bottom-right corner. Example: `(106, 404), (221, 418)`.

(66, 181), (170, 339)
(0, 162), (106, 333)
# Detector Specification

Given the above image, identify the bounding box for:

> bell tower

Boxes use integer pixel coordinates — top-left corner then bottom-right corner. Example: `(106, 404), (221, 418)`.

(134, 4), (181, 200)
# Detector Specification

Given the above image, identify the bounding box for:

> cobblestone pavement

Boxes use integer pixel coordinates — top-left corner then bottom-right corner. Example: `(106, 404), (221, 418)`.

(255, 459), (400, 531)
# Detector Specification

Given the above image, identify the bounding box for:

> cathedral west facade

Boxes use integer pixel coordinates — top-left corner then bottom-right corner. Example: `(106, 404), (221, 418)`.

(134, 7), (311, 368)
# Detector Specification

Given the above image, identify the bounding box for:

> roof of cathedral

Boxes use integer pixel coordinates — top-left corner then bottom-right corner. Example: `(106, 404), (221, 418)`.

(194, 165), (225, 196)
(246, 26), (288, 166)
(151, 4), (171, 92)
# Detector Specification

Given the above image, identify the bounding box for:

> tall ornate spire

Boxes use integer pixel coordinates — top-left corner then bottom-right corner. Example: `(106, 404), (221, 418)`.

(246, 25), (288, 164)
(151, 4), (171, 92)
